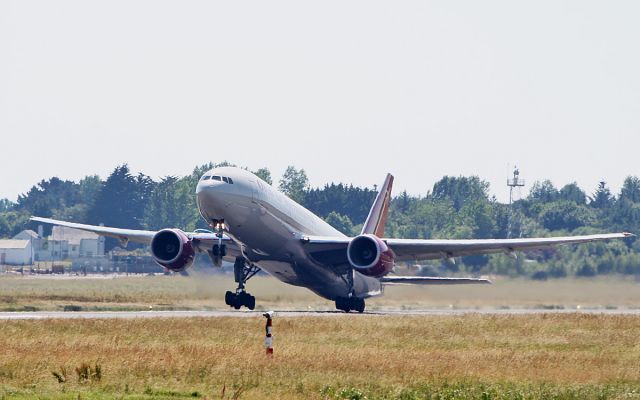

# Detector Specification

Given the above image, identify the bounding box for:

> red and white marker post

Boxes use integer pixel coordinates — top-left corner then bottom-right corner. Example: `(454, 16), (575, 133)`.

(263, 311), (274, 356)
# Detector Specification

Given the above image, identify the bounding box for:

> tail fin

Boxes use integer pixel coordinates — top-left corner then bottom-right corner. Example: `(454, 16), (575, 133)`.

(361, 174), (394, 237)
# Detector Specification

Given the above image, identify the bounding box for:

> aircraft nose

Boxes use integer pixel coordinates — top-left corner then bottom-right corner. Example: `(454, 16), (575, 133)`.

(196, 180), (223, 198)
(196, 180), (233, 210)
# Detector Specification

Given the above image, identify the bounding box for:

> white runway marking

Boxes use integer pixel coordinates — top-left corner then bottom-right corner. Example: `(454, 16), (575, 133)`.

(0, 309), (639, 320)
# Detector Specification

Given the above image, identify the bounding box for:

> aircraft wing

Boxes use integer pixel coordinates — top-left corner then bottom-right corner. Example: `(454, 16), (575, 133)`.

(304, 232), (633, 262)
(382, 233), (633, 261)
(29, 217), (238, 256)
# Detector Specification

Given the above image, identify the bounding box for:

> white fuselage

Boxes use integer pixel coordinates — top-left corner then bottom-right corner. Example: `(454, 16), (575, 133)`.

(195, 167), (382, 300)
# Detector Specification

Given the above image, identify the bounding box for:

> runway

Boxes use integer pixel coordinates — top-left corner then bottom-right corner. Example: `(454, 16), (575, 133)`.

(1, 308), (639, 320)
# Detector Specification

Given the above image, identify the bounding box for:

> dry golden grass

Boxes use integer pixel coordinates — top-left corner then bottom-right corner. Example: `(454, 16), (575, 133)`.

(1, 314), (639, 399)
(1, 273), (639, 312)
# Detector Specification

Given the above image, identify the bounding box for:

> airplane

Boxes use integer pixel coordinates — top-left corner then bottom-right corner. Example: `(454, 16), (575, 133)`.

(31, 167), (633, 313)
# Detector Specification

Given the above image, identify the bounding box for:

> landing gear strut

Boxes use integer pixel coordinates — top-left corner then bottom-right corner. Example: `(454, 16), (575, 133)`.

(210, 219), (227, 264)
(335, 269), (365, 313)
(225, 256), (260, 310)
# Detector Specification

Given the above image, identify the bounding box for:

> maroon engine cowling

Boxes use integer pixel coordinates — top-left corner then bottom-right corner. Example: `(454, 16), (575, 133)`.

(346, 234), (395, 277)
(150, 229), (195, 272)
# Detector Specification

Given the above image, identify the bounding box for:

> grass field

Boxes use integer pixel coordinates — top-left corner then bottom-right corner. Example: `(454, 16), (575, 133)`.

(1, 314), (640, 399)
(1, 273), (639, 312)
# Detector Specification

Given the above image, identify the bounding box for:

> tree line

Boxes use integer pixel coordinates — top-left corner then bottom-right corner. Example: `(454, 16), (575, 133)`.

(1, 163), (639, 278)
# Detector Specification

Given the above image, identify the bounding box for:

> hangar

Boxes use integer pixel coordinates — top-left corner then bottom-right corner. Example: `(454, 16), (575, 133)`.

(0, 239), (33, 265)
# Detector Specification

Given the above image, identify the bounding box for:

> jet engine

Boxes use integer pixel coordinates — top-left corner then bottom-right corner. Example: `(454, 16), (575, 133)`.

(150, 229), (196, 272)
(346, 234), (394, 277)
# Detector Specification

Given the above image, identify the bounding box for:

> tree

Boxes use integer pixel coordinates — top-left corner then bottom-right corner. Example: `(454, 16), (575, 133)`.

(390, 198), (456, 239)
(398, 190), (412, 213)
(431, 176), (490, 211)
(16, 177), (81, 217)
(278, 166), (309, 204)
(589, 181), (613, 209)
(538, 201), (595, 231)
(78, 175), (102, 207)
(0, 210), (30, 238)
(620, 176), (640, 203)
(528, 180), (558, 203)
(304, 183), (376, 224)
(458, 199), (496, 239)
(324, 212), (355, 235)
(253, 167), (273, 185)
(610, 198), (640, 233)
(143, 176), (198, 230)
(558, 182), (587, 204)
(88, 165), (155, 231)
(0, 199), (14, 213)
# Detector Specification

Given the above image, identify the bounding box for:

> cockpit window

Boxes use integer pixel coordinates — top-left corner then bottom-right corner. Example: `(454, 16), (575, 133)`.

(203, 174), (234, 184)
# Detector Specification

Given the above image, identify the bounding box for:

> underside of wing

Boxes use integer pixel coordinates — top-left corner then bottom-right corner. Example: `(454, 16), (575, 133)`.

(29, 216), (239, 257)
(303, 232), (633, 264)
(380, 276), (492, 285)
(30, 216), (157, 245)
(385, 233), (633, 261)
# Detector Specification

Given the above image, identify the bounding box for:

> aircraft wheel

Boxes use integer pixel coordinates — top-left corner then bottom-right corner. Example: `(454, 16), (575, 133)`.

(335, 297), (350, 312)
(354, 298), (365, 313)
(246, 295), (256, 310)
(225, 291), (234, 306)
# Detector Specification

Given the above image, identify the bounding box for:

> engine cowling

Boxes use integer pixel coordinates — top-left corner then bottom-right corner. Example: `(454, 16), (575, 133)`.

(150, 229), (195, 272)
(346, 234), (395, 277)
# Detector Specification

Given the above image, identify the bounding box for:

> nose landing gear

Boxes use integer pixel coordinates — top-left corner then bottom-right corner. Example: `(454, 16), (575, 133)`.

(225, 256), (261, 310)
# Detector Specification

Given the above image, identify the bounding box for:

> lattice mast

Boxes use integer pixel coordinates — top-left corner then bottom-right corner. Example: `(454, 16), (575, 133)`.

(507, 167), (525, 238)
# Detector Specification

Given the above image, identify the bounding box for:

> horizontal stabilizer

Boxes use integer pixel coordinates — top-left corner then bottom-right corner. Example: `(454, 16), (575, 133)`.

(380, 276), (492, 285)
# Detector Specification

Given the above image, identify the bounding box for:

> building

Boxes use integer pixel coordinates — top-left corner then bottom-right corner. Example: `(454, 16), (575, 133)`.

(12, 229), (45, 260)
(9, 226), (106, 262)
(13, 229), (40, 242)
(0, 239), (33, 265)
(50, 226), (105, 259)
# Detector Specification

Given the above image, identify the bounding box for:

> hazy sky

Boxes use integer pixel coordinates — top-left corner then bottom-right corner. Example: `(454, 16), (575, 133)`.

(1, 1), (638, 203)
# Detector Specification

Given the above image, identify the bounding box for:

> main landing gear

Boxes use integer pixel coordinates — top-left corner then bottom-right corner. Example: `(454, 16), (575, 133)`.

(225, 256), (260, 310)
(335, 297), (365, 313)
(335, 269), (365, 313)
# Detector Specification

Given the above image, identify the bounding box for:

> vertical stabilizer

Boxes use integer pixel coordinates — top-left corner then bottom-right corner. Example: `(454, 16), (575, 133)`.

(361, 174), (394, 237)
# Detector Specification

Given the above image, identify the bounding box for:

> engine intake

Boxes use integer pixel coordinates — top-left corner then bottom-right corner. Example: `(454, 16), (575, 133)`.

(150, 229), (195, 272)
(347, 234), (394, 277)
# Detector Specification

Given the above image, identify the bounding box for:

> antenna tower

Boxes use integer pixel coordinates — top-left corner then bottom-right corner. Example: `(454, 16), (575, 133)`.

(507, 166), (525, 238)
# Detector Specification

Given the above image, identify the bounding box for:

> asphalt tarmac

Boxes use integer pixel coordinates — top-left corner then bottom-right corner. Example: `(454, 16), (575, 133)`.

(1, 308), (639, 320)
